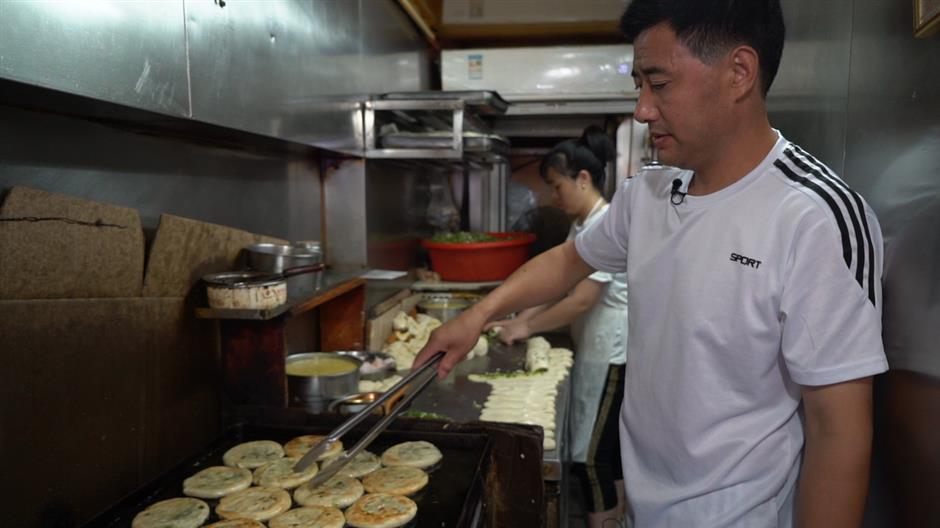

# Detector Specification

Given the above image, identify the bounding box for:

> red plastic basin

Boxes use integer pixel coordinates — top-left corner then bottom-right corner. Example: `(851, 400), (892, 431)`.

(421, 232), (536, 282)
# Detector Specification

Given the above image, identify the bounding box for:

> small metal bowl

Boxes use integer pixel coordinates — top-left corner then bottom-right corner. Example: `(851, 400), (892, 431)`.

(245, 243), (324, 297)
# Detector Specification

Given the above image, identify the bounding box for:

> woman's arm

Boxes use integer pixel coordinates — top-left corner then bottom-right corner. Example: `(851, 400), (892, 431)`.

(484, 304), (549, 345)
(484, 278), (606, 344)
(521, 278), (605, 335)
(516, 304), (551, 321)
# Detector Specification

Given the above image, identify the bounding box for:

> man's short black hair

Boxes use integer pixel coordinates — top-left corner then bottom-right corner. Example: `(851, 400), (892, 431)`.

(620, 0), (785, 96)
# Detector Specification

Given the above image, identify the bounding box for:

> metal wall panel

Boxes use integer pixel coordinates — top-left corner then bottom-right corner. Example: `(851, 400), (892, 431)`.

(1, 0), (429, 152)
(185, 0), (428, 153)
(185, 0), (363, 151)
(767, 0), (853, 172)
(359, 0), (431, 94)
(771, 0), (940, 525)
(843, 6), (940, 525)
(0, 0), (190, 116)
(0, 105), (321, 241)
(324, 159), (369, 268)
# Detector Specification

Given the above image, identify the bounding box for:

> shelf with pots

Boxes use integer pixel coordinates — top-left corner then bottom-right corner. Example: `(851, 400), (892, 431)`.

(199, 271), (367, 410)
(194, 269), (364, 322)
(194, 241), (368, 410)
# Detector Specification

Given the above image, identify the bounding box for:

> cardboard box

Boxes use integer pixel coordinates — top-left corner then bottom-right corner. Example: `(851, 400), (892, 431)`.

(0, 187), (284, 526)
(0, 186), (144, 299)
(143, 213), (285, 297)
(0, 298), (219, 526)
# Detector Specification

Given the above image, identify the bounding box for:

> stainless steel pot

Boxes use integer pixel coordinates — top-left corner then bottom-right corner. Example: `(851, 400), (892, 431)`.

(286, 352), (361, 413)
(245, 243), (324, 297)
(246, 242), (321, 270)
(293, 240), (323, 256)
(417, 297), (472, 323)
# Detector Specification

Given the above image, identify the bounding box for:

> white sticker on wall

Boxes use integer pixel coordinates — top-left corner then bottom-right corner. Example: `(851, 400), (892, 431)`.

(468, 54), (483, 80)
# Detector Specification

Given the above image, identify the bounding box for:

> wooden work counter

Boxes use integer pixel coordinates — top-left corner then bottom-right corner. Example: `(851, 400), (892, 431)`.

(196, 270), (366, 410)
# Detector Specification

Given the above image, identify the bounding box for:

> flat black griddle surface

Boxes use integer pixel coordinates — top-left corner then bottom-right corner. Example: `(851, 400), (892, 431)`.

(84, 423), (489, 528)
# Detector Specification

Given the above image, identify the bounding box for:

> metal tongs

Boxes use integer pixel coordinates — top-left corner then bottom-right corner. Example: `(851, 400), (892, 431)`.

(293, 352), (445, 486)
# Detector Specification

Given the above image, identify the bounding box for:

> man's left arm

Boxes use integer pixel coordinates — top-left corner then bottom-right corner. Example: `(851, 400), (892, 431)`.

(796, 376), (874, 528)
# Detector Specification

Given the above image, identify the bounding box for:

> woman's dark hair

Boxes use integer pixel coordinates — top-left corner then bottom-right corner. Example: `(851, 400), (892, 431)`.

(619, 0), (785, 96)
(539, 125), (614, 191)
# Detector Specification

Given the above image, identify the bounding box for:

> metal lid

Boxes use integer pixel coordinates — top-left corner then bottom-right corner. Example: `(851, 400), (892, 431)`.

(245, 242), (319, 258)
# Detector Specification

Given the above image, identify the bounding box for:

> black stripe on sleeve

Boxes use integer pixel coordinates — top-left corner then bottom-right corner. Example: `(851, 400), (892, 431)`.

(774, 159), (853, 270)
(790, 144), (877, 306)
(784, 148), (866, 287)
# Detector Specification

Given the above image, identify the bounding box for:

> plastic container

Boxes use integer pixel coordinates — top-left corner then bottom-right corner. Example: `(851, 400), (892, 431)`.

(421, 232), (536, 282)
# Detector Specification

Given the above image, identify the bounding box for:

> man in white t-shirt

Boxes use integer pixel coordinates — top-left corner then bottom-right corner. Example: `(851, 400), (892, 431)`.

(415, 1), (887, 526)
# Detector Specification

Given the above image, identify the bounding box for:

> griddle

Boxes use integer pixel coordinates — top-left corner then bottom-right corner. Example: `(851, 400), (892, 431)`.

(82, 422), (490, 528)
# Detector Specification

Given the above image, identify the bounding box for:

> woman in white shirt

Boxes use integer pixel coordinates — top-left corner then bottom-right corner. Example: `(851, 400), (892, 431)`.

(486, 126), (629, 528)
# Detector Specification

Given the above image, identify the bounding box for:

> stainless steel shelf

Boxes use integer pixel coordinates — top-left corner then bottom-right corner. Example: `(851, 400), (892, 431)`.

(381, 90), (510, 115)
(503, 98), (636, 116)
(194, 271), (364, 321)
(376, 132), (510, 162)
(363, 91), (511, 163)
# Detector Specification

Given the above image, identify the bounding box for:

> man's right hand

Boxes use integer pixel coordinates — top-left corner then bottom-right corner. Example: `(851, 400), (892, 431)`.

(412, 309), (487, 379)
(413, 241), (594, 378)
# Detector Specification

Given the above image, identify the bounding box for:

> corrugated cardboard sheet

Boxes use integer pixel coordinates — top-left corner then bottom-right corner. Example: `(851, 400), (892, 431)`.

(0, 186), (144, 299)
(142, 214), (286, 297)
(0, 187), (288, 526)
(0, 298), (220, 527)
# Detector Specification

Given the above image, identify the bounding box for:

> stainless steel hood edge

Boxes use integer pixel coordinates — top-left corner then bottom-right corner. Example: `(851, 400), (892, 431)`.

(0, 0), (429, 154)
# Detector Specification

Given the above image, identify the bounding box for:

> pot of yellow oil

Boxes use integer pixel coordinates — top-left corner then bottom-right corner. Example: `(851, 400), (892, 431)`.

(286, 352), (362, 413)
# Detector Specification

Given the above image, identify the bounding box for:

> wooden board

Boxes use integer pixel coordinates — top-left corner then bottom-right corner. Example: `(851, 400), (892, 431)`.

(319, 282), (366, 351)
(0, 186), (144, 299)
